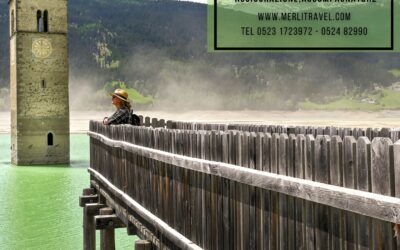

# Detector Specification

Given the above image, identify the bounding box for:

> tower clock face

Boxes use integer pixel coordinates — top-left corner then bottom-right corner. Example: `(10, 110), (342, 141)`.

(32, 38), (52, 58)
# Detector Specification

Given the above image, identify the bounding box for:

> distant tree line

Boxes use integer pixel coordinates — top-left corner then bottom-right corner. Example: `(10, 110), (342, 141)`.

(0, 0), (398, 110)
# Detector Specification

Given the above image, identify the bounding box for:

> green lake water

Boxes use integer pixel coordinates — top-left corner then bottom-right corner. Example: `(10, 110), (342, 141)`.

(0, 134), (137, 250)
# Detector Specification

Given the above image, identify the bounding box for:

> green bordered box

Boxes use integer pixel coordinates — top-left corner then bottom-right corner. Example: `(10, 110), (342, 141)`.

(208, 0), (399, 52)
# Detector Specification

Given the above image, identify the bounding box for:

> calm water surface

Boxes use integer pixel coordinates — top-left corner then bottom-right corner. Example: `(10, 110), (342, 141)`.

(0, 134), (136, 249)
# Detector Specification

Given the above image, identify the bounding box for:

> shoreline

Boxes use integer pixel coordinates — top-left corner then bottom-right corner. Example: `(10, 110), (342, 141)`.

(0, 110), (399, 134)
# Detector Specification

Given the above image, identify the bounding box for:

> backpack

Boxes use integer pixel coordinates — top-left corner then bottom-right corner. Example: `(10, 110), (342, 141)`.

(131, 112), (141, 126)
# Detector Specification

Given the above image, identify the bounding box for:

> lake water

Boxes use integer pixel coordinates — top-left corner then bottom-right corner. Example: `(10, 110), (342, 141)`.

(0, 134), (137, 250)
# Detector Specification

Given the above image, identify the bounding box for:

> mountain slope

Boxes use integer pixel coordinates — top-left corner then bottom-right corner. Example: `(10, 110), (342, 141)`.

(0, 0), (399, 110)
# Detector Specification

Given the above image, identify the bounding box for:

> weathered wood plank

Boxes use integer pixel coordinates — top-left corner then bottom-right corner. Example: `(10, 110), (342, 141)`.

(83, 203), (101, 250)
(200, 131), (207, 249)
(314, 135), (330, 250)
(99, 208), (116, 250)
(255, 133), (264, 250)
(305, 134), (315, 250)
(394, 140), (400, 198)
(188, 131), (196, 243)
(221, 132), (231, 250)
(263, 133), (271, 172)
(279, 134), (289, 250)
(344, 136), (357, 250)
(205, 131), (213, 250)
(83, 188), (96, 196)
(329, 136), (343, 250)
(135, 240), (152, 250)
(210, 131), (218, 250)
(80, 195), (99, 207)
(228, 131), (237, 250)
(394, 140), (400, 248)
(287, 134), (296, 250)
(241, 132), (250, 249)
(217, 132), (224, 250)
(175, 131), (184, 233)
(196, 132), (203, 246)
(235, 132), (243, 249)
(155, 130), (162, 221)
(168, 131), (174, 230)
(356, 137), (372, 250)
(371, 137), (395, 250)
(263, 133), (272, 250)
(183, 131), (191, 239)
(145, 117), (150, 127)
(248, 132), (257, 250)
(270, 133), (280, 250)
(295, 134), (306, 250)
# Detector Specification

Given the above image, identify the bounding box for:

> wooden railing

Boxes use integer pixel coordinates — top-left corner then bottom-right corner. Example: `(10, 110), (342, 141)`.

(139, 116), (400, 142)
(88, 120), (400, 249)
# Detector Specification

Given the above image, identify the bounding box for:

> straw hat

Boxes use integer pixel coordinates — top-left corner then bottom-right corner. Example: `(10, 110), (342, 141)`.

(109, 89), (129, 103)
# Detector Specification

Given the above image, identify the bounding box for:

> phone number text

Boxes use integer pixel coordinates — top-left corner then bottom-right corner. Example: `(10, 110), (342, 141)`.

(241, 26), (368, 36)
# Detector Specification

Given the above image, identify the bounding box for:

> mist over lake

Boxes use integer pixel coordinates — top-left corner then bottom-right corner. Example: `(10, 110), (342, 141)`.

(0, 111), (398, 134)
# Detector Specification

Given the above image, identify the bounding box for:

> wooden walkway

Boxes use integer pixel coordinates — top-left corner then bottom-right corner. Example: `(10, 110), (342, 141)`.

(80, 118), (400, 249)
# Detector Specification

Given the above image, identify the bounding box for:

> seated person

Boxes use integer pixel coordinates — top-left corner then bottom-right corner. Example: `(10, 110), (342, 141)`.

(103, 89), (132, 125)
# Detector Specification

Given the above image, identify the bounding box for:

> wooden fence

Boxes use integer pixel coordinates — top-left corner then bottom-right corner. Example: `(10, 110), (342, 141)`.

(138, 116), (400, 142)
(88, 120), (400, 249)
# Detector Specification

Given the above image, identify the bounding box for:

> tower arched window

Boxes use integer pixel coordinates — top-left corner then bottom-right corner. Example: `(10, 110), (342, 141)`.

(47, 132), (54, 146)
(43, 10), (48, 32)
(37, 10), (43, 32)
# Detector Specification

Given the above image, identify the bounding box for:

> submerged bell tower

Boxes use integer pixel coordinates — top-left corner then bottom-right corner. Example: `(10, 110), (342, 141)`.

(9, 0), (70, 165)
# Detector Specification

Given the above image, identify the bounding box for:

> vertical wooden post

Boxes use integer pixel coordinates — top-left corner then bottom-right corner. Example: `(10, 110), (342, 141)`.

(158, 119), (165, 128)
(200, 131), (207, 248)
(184, 130), (192, 240)
(278, 134), (288, 250)
(295, 134), (306, 249)
(145, 117), (151, 127)
(270, 133), (280, 250)
(255, 132), (264, 250)
(228, 131), (237, 250)
(216, 131), (224, 250)
(330, 136), (343, 250)
(394, 140), (400, 248)
(241, 131), (250, 250)
(248, 132), (257, 250)
(287, 134), (296, 250)
(263, 133), (272, 250)
(234, 132), (243, 250)
(81, 188), (99, 250)
(100, 207), (115, 250)
(305, 134), (315, 250)
(151, 118), (158, 128)
(83, 204), (96, 250)
(343, 136), (357, 250)
(314, 135), (330, 249)
(138, 115), (144, 126)
(356, 137), (371, 250)
(371, 137), (396, 250)
(166, 120), (173, 129)
(135, 240), (152, 250)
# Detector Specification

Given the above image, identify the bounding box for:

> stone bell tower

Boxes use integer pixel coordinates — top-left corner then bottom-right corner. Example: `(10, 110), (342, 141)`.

(9, 0), (70, 165)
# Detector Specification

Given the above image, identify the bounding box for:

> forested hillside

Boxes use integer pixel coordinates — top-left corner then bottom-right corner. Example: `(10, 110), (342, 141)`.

(0, 0), (399, 110)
